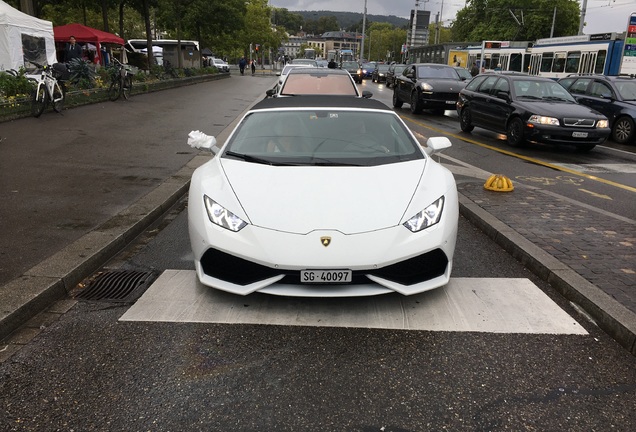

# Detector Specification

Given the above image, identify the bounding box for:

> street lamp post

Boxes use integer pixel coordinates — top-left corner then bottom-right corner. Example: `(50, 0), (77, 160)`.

(360, 0), (367, 61)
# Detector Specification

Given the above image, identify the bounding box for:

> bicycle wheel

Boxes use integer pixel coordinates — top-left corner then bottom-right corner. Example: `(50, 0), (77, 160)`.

(108, 78), (121, 101)
(52, 82), (65, 113)
(31, 85), (47, 118)
(122, 75), (132, 100)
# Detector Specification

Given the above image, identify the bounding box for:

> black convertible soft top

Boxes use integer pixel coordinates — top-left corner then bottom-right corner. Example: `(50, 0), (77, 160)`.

(252, 95), (391, 111)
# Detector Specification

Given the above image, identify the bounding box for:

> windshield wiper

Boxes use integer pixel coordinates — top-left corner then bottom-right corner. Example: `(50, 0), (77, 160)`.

(519, 95), (542, 100)
(224, 150), (274, 165)
(542, 96), (571, 102)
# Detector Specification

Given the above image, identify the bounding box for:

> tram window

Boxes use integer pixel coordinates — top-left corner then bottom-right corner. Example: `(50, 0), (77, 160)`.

(552, 52), (566, 73)
(492, 54), (500, 69)
(509, 53), (522, 72)
(594, 50), (607, 74)
(540, 53), (553, 73)
(565, 51), (580, 73)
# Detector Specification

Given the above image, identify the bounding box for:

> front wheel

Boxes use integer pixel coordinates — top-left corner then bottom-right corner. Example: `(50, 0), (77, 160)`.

(31, 85), (47, 118)
(410, 90), (423, 114)
(612, 116), (635, 144)
(392, 88), (403, 108)
(122, 75), (133, 100)
(108, 78), (121, 101)
(52, 82), (65, 113)
(506, 117), (525, 147)
(459, 107), (474, 132)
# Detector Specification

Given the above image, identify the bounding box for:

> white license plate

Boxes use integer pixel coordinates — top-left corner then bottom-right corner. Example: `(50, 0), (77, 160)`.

(301, 270), (352, 284)
(446, 100), (456, 104)
(572, 131), (588, 138)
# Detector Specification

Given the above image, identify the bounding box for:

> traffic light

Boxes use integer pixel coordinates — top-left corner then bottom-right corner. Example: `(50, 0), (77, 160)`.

(255, 44), (260, 53)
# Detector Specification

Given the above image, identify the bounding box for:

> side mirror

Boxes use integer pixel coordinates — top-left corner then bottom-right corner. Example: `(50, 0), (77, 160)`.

(276, 72), (281, 77)
(187, 130), (218, 154)
(361, 90), (373, 99)
(496, 90), (510, 102)
(425, 136), (452, 155)
(266, 88), (276, 97)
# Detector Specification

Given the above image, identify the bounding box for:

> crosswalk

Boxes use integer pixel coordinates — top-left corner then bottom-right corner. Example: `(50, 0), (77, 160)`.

(120, 270), (587, 335)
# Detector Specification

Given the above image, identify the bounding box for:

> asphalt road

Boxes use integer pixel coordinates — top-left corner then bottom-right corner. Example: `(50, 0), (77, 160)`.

(1, 74), (635, 431)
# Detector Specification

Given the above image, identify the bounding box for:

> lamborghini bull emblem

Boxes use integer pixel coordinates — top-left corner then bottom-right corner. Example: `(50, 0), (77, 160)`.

(320, 236), (332, 247)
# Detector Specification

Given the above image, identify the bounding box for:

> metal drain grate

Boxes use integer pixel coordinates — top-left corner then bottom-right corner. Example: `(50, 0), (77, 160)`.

(75, 270), (157, 302)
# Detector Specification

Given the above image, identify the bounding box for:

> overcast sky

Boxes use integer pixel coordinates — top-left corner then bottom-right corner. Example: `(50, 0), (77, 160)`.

(269, 0), (635, 35)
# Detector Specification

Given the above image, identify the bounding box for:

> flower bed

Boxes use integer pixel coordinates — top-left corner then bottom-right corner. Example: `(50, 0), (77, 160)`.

(0, 69), (229, 123)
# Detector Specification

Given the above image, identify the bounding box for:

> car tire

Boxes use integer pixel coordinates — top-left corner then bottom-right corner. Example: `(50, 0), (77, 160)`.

(459, 107), (474, 132)
(506, 117), (525, 147)
(612, 116), (635, 144)
(410, 90), (423, 114)
(392, 89), (403, 108)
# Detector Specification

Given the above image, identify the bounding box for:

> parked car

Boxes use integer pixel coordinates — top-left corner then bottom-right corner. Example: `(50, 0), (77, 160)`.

(371, 63), (391, 83)
(386, 63), (407, 88)
(393, 63), (467, 115)
(186, 96), (459, 297)
(267, 68), (372, 98)
(558, 74), (636, 145)
(341, 60), (362, 83)
(211, 58), (229, 72)
(457, 72), (610, 151)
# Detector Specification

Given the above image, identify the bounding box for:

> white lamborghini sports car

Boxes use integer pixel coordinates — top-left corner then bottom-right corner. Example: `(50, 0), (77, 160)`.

(187, 96), (458, 297)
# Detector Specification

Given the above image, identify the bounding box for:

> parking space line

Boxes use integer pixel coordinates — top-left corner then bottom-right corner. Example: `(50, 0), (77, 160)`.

(120, 270), (587, 335)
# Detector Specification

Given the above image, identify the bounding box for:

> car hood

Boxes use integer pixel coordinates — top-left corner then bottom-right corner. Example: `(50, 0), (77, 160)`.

(416, 78), (465, 91)
(218, 159), (433, 234)
(515, 100), (607, 118)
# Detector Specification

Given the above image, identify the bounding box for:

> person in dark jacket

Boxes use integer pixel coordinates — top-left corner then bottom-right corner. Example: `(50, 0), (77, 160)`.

(64, 36), (83, 63)
(239, 56), (247, 75)
(328, 59), (337, 69)
(470, 62), (479, 77)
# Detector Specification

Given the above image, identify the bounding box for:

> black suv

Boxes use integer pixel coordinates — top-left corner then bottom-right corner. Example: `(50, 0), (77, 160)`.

(456, 72), (610, 151)
(341, 61), (362, 83)
(558, 75), (636, 145)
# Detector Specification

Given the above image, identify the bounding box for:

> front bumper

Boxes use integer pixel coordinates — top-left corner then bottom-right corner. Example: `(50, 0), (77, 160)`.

(524, 123), (610, 146)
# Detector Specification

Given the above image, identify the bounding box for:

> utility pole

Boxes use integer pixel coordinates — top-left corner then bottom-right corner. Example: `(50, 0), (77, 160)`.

(360, 0), (367, 61)
(578, 0), (588, 35)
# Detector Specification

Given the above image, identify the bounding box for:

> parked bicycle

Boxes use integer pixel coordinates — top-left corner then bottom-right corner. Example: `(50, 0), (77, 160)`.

(27, 62), (67, 118)
(108, 58), (134, 101)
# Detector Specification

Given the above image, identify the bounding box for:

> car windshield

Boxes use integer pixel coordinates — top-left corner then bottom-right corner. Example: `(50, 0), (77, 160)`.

(223, 109), (424, 166)
(615, 80), (636, 100)
(291, 59), (318, 66)
(513, 80), (576, 102)
(377, 65), (390, 72)
(280, 72), (358, 96)
(455, 68), (472, 80)
(342, 61), (359, 69)
(416, 65), (458, 79)
(361, 63), (374, 70)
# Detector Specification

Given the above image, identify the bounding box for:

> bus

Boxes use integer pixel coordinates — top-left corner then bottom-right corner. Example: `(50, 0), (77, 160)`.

(304, 48), (316, 60)
(528, 33), (626, 79)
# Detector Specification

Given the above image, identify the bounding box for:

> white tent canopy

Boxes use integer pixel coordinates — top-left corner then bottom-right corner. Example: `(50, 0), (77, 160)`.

(0, 0), (56, 71)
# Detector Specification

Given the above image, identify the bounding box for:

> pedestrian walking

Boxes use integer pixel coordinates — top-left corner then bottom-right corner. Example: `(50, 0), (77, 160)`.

(251, 60), (256, 75)
(239, 56), (247, 75)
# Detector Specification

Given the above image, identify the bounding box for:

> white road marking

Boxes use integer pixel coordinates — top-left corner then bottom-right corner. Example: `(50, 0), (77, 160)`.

(120, 270), (587, 335)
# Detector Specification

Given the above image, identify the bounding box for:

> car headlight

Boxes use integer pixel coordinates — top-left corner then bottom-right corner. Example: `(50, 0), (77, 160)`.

(204, 195), (247, 232)
(528, 115), (559, 126)
(421, 83), (433, 91)
(596, 119), (609, 128)
(403, 196), (445, 233)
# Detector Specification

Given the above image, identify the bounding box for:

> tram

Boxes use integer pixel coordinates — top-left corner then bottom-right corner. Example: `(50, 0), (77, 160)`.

(527, 33), (626, 78)
(465, 41), (532, 73)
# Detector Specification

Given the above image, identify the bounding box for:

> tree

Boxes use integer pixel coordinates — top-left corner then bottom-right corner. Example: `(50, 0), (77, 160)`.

(452, 0), (580, 42)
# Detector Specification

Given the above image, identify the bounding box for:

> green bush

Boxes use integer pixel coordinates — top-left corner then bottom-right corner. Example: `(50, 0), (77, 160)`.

(67, 58), (97, 89)
(0, 69), (34, 97)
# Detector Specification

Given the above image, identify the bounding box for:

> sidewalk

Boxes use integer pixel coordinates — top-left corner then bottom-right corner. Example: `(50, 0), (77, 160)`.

(1, 104), (635, 356)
